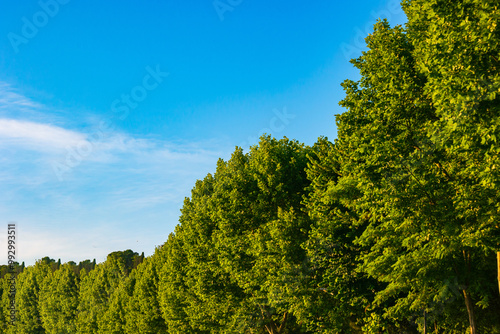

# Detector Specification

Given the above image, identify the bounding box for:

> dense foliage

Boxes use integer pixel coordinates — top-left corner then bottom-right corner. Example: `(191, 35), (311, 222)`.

(2, 1), (499, 333)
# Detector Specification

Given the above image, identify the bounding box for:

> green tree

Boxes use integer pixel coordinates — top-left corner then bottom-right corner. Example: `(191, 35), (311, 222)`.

(334, 4), (500, 331)
(0, 262), (24, 279)
(159, 232), (193, 333)
(159, 172), (239, 333)
(159, 136), (313, 333)
(0, 273), (12, 333)
(76, 259), (97, 276)
(126, 250), (167, 334)
(15, 258), (53, 333)
(0, 263), (25, 333)
(77, 250), (141, 334)
(99, 273), (134, 334)
(403, 0), (500, 309)
(39, 263), (79, 333)
(295, 137), (379, 333)
(77, 264), (112, 334)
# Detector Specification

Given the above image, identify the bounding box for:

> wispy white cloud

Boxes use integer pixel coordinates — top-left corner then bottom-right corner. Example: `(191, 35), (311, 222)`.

(0, 118), (86, 151)
(0, 83), (231, 265)
(0, 81), (44, 112)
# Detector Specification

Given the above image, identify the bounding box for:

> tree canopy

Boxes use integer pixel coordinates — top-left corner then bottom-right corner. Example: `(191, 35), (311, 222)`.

(1, 1), (499, 333)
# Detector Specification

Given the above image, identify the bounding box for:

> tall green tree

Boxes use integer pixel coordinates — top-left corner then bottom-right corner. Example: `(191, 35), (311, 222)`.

(99, 273), (134, 334)
(77, 250), (141, 334)
(159, 232), (194, 333)
(160, 136), (313, 333)
(0, 273), (12, 333)
(159, 171), (244, 333)
(334, 2), (500, 331)
(14, 257), (53, 334)
(0, 262), (25, 333)
(403, 0), (500, 307)
(126, 251), (167, 334)
(39, 263), (79, 333)
(209, 137), (312, 333)
(296, 137), (379, 333)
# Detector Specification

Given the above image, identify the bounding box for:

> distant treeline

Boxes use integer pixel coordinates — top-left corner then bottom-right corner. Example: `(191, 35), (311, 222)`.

(2, 0), (500, 333)
(0, 258), (100, 279)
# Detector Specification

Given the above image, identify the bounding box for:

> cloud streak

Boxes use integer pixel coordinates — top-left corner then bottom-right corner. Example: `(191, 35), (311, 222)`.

(0, 82), (43, 111)
(0, 118), (86, 151)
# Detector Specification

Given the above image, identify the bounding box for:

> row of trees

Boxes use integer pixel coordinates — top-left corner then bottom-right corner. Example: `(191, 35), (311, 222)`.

(1, 0), (499, 332)
(0, 252), (146, 334)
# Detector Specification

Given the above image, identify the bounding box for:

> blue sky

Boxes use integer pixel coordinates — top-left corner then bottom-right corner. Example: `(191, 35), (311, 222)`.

(0, 0), (407, 265)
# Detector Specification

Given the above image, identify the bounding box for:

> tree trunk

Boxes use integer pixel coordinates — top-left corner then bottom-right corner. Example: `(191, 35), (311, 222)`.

(263, 312), (288, 334)
(264, 324), (276, 334)
(463, 289), (476, 334)
(423, 310), (426, 334)
(497, 251), (500, 296)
